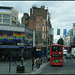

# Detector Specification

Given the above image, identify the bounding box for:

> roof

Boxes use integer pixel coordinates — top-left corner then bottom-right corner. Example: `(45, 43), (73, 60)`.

(64, 46), (70, 47)
(51, 44), (63, 47)
(0, 6), (13, 9)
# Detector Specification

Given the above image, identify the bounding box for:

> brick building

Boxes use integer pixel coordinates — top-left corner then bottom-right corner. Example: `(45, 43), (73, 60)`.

(22, 5), (53, 47)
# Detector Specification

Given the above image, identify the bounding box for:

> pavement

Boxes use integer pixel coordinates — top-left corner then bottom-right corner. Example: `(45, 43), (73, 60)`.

(31, 62), (49, 74)
(0, 57), (49, 74)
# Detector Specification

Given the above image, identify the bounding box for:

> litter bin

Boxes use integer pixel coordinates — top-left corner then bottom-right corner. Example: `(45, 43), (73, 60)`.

(16, 65), (25, 73)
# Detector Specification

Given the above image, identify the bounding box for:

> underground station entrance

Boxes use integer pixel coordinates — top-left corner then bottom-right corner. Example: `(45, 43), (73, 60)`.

(0, 45), (35, 73)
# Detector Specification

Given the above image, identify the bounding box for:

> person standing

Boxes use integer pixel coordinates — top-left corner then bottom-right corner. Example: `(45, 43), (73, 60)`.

(21, 56), (24, 65)
(0, 54), (2, 62)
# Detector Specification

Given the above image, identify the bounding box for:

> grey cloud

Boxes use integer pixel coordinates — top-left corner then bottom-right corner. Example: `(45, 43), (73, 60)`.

(0, 1), (75, 32)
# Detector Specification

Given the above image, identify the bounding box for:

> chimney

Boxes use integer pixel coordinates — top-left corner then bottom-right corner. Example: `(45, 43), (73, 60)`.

(41, 5), (45, 9)
(30, 8), (32, 15)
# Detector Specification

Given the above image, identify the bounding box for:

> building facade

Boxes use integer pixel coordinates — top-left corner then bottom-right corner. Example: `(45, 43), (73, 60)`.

(62, 36), (70, 46)
(0, 24), (35, 60)
(62, 29), (72, 46)
(73, 23), (75, 35)
(22, 5), (53, 47)
(0, 6), (18, 25)
(21, 13), (29, 27)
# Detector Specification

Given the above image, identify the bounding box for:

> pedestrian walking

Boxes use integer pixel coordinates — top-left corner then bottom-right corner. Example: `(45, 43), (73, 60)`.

(36, 57), (40, 69)
(31, 60), (34, 70)
(39, 58), (41, 68)
(2, 56), (4, 62)
(63, 55), (66, 63)
(0, 57), (2, 62)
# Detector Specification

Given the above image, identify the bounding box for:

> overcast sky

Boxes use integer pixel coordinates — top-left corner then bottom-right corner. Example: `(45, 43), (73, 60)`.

(0, 1), (75, 43)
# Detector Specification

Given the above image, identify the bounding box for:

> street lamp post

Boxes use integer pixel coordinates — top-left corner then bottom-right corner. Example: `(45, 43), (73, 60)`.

(20, 49), (24, 66)
(8, 49), (12, 74)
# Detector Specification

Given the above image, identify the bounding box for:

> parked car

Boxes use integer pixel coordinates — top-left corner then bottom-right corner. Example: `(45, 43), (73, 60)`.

(66, 53), (71, 59)
(63, 48), (67, 56)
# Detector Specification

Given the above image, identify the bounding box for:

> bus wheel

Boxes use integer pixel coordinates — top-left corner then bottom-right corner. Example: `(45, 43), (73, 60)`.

(50, 65), (53, 67)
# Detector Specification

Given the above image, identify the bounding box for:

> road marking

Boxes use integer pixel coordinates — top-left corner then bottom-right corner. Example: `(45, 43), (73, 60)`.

(73, 61), (75, 63)
(38, 70), (42, 74)
(31, 62), (49, 74)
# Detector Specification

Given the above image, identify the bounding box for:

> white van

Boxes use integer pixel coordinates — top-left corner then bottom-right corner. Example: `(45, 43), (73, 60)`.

(71, 48), (75, 58)
(63, 48), (67, 55)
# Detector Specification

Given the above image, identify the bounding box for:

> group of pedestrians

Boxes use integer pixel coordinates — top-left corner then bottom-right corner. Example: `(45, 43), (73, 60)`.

(36, 57), (42, 69)
(31, 57), (42, 70)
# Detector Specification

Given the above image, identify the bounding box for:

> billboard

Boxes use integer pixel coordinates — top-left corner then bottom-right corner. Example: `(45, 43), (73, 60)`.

(57, 29), (60, 35)
(0, 30), (33, 45)
(70, 29), (73, 36)
(63, 29), (67, 36)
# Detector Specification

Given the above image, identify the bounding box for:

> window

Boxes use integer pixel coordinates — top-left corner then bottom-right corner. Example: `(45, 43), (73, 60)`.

(12, 21), (16, 24)
(13, 11), (16, 15)
(42, 33), (46, 39)
(42, 26), (46, 31)
(12, 16), (16, 20)
(3, 14), (10, 18)
(3, 19), (10, 23)
(0, 9), (11, 12)
(52, 46), (62, 52)
(0, 14), (2, 17)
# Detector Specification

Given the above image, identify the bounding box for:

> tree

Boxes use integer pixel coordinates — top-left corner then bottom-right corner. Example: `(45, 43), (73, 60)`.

(57, 38), (64, 45)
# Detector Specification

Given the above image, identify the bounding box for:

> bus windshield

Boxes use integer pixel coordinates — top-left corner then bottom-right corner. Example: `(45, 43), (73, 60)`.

(52, 46), (62, 52)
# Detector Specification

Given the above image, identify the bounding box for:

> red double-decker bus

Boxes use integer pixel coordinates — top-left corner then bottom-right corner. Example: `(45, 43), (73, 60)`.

(50, 44), (63, 66)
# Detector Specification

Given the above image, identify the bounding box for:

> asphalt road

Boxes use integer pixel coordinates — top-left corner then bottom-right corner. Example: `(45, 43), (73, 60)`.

(0, 57), (75, 74)
(35, 58), (75, 74)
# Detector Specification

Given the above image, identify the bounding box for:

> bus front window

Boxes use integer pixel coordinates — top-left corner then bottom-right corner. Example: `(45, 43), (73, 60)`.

(52, 46), (62, 52)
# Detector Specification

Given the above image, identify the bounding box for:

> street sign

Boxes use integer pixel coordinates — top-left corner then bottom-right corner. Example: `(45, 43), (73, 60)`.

(70, 29), (73, 36)
(63, 29), (67, 36)
(57, 29), (60, 35)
